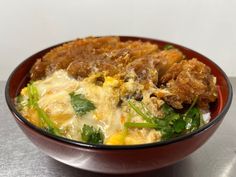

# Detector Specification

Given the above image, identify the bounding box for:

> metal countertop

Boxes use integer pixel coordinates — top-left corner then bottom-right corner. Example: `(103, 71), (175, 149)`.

(1, 79), (235, 177)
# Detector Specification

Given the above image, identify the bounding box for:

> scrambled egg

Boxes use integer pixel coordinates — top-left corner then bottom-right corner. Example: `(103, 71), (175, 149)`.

(19, 70), (161, 145)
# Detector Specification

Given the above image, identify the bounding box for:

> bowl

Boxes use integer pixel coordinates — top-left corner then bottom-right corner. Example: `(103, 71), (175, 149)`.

(5, 36), (233, 174)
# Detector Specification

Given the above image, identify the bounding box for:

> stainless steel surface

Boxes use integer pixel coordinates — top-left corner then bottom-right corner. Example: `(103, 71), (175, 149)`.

(0, 79), (235, 177)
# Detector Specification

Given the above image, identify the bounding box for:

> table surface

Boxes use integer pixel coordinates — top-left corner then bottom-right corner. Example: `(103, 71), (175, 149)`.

(0, 79), (235, 177)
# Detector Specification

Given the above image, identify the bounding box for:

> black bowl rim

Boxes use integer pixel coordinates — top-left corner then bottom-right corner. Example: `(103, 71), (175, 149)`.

(5, 36), (233, 150)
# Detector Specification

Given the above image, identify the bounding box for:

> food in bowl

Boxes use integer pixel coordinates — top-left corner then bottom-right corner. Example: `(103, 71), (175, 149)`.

(15, 36), (218, 145)
(6, 36), (232, 173)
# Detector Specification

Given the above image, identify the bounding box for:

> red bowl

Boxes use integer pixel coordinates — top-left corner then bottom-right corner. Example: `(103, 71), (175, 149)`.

(5, 36), (233, 174)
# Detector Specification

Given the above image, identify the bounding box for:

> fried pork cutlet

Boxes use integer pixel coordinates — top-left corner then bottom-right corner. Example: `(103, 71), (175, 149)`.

(30, 37), (184, 86)
(160, 58), (217, 109)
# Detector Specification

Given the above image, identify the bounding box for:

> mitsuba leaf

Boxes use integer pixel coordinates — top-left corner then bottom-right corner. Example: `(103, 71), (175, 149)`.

(163, 44), (175, 50)
(81, 124), (104, 144)
(27, 83), (61, 135)
(126, 99), (203, 141)
(186, 107), (201, 131)
(161, 103), (174, 116)
(160, 126), (175, 140)
(70, 92), (96, 116)
(173, 119), (186, 133)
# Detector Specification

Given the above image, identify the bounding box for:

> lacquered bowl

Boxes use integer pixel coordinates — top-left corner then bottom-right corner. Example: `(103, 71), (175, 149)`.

(5, 36), (233, 174)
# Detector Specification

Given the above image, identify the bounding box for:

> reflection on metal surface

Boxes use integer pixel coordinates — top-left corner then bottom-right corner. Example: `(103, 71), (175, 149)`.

(221, 155), (236, 177)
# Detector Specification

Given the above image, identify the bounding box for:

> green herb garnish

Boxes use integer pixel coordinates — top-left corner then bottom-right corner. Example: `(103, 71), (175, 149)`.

(27, 83), (60, 135)
(124, 122), (158, 129)
(36, 106), (60, 135)
(163, 44), (175, 50)
(161, 103), (174, 115)
(185, 107), (201, 131)
(126, 98), (203, 141)
(128, 101), (154, 123)
(183, 96), (198, 119)
(81, 124), (104, 144)
(16, 94), (27, 111)
(27, 83), (39, 108)
(70, 92), (96, 116)
(173, 119), (186, 133)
